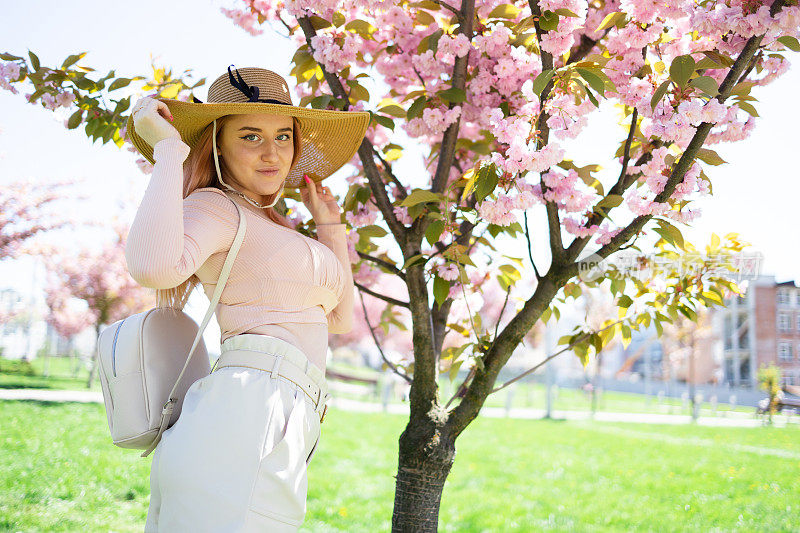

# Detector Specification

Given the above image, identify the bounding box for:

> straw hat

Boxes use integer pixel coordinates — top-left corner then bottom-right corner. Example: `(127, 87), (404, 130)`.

(125, 65), (370, 207)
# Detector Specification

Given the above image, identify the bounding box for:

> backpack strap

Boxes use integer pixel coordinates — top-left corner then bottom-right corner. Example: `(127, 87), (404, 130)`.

(142, 198), (247, 457)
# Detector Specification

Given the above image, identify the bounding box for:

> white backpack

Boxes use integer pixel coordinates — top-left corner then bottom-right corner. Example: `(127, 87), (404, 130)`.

(97, 199), (246, 457)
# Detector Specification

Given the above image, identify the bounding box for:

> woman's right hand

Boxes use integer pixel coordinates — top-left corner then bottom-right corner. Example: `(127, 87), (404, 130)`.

(131, 96), (181, 148)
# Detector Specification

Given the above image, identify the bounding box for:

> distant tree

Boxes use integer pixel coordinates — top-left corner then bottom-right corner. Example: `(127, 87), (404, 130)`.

(0, 179), (76, 260)
(35, 219), (155, 387)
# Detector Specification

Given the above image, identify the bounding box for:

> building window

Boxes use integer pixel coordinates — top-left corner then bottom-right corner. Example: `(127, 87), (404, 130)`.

(777, 289), (791, 306)
(778, 313), (791, 333)
(778, 342), (793, 362)
(797, 314), (800, 332)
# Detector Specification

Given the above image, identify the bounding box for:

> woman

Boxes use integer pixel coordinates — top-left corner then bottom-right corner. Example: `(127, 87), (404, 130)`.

(124, 65), (370, 531)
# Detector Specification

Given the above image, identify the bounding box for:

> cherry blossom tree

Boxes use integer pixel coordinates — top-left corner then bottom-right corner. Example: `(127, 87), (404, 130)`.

(34, 219), (156, 387)
(0, 179), (76, 260)
(4, 0), (799, 527)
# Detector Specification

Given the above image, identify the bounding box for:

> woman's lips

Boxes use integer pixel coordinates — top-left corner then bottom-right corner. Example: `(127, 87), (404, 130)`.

(257, 169), (279, 176)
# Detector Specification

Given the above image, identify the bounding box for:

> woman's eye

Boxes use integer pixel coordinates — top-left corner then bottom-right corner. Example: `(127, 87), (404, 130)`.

(241, 133), (291, 142)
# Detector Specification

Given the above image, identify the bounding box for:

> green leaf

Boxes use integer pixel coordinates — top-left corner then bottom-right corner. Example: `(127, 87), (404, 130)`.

(539, 10), (559, 31)
(654, 219), (685, 250)
(736, 101), (759, 117)
(595, 11), (626, 32)
(425, 219), (445, 245)
(650, 80), (671, 110)
(688, 75), (719, 96)
(594, 194), (624, 210)
(730, 81), (755, 97)
(310, 94), (332, 109)
(437, 87), (466, 104)
(0, 52), (24, 61)
(402, 254), (427, 270)
(308, 15), (332, 30)
(474, 164), (498, 201)
(114, 97), (131, 114)
(108, 78), (131, 91)
(621, 324), (632, 349)
(400, 189), (443, 207)
(346, 79), (370, 102)
(433, 275), (450, 308)
(448, 358), (465, 382)
(677, 305), (696, 321)
(373, 114), (395, 131)
(344, 19), (377, 39)
(695, 148), (727, 166)
(497, 264), (522, 291)
(356, 224), (388, 238)
(407, 96), (427, 120)
(654, 317), (663, 336)
(66, 109), (83, 129)
(28, 50), (40, 71)
(488, 3), (521, 19)
(427, 29), (444, 55)
(576, 68), (606, 97)
(531, 69), (555, 97)
(701, 50), (733, 68)
(778, 36), (800, 52)
(554, 8), (578, 17)
(701, 290), (723, 305)
(377, 102), (405, 118)
(669, 55), (696, 89)
(575, 79), (599, 107)
(558, 334), (575, 346)
(61, 52), (87, 70)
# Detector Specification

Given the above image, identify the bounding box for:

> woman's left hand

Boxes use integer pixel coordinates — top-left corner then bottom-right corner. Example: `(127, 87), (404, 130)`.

(300, 174), (341, 225)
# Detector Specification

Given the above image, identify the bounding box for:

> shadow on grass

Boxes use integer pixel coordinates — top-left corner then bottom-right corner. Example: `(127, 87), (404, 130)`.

(1, 399), (100, 408)
(0, 382), (59, 390)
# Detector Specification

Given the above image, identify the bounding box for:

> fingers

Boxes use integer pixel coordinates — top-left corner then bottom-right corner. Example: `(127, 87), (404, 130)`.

(155, 100), (174, 122)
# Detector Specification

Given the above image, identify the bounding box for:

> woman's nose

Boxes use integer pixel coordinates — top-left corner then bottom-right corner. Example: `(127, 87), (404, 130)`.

(261, 142), (279, 160)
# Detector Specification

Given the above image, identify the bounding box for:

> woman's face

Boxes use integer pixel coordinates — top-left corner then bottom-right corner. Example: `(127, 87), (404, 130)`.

(216, 113), (295, 204)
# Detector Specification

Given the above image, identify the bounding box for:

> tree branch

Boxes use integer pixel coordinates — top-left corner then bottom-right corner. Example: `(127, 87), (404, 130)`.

(357, 250), (406, 280)
(354, 281), (410, 308)
(357, 289), (412, 384)
(296, 16), (408, 247)
(491, 318), (625, 394)
(429, 0), (463, 20)
(565, 27), (613, 66)
(429, 0), (475, 195)
(523, 210), (543, 282)
(371, 146), (408, 201)
(529, 0), (566, 267)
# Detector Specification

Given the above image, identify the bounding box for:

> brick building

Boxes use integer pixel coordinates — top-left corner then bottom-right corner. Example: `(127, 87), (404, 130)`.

(713, 275), (800, 388)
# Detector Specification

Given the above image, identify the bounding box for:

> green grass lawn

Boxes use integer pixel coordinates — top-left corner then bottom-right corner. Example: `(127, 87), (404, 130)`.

(1, 399), (798, 532)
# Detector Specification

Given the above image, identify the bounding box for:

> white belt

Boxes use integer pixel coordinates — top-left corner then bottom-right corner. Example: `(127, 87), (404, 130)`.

(211, 349), (330, 423)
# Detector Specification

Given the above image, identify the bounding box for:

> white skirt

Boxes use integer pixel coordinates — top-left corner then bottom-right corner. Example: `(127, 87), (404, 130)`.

(145, 334), (327, 532)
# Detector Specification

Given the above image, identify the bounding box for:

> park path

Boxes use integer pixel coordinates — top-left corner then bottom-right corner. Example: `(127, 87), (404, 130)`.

(1, 387), (794, 428)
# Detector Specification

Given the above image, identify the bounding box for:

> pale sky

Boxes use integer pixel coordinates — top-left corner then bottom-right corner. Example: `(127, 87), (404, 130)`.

(2, 0), (799, 310)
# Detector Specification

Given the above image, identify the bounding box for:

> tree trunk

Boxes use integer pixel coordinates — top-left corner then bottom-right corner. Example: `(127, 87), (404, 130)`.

(86, 322), (101, 388)
(391, 420), (456, 532)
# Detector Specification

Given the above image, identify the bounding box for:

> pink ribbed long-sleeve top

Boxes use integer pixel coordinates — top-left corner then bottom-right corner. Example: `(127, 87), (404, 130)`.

(124, 136), (354, 373)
